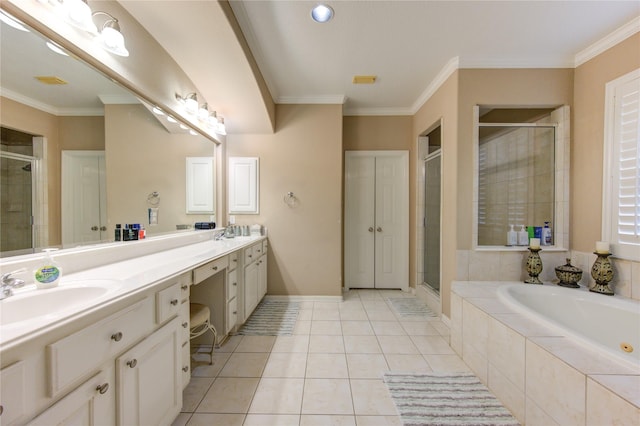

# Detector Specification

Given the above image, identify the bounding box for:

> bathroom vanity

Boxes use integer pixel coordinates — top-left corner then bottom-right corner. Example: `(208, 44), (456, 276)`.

(0, 231), (267, 425)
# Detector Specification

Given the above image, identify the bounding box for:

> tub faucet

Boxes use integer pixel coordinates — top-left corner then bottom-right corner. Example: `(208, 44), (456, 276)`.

(1, 270), (26, 300)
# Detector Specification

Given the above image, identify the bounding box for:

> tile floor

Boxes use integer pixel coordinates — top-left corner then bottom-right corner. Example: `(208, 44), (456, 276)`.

(173, 289), (470, 426)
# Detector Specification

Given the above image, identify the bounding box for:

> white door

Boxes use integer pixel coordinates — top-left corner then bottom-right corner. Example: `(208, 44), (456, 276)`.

(345, 151), (408, 290)
(62, 151), (107, 246)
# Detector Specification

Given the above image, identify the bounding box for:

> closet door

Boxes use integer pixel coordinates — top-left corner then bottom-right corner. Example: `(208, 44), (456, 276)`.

(344, 155), (376, 288)
(374, 154), (408, 288)
(344, 151), (408, 291)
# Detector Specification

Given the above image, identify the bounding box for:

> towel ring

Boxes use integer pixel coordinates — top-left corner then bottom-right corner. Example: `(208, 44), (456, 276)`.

(147, 191), (160, 206)
(283, 192), (298, 208)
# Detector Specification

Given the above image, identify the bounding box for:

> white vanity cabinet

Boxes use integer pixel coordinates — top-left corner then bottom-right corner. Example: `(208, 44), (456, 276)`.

(1, 272), (192, 426)
(226, 251), (239, 334)
(242, 240), (268, 322)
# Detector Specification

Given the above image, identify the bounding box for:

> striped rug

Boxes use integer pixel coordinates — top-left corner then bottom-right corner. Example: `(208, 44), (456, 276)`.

(387, 297), (438, 318)
(236, 300), (299, 336)
(384, 372), (520, 426)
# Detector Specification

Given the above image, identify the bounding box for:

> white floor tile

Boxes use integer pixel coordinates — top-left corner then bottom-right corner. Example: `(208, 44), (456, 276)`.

(377, 335), (419, 354)
(384, 354), (432, 372)
(195, 377), (259, 413)
(271, 335), (310, 353)
(350, 379), (398, 415)
(302, 379), (354, 415)
(313, 309), (341, 320)
(341, 321), (375, 336)
(309, 334), (346, 353)
(219, 352), (269, 377)
(186, 413), (245, 426)
(343, 336), (382, 354)
(370, 321), (406, 336)
(310, 320), (342, 335)
(339, 309), (369, 321)
(346, 354), (389, 379)
(306, 353), (349, 378)
(249, 378), (304, 414)
(410, 335), (456, 354)
(235, 335), (276, 353)
(244, 414), (300, 426)
(262, 352), (307, 377)
(293, 320), (312, 335)
(181, 377), (214, 412)
(355, 415), (402, 426)
(300, 415), (357, 426)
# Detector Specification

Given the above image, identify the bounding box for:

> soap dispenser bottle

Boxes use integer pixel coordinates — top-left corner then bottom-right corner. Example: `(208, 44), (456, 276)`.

(517, 225), (529, 246)
(507, 225), (517, 246)
(542, 221), (552, 246)
(34, 248), (62, 289)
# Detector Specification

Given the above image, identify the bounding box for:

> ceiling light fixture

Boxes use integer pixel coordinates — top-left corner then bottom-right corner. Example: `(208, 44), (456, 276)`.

(215, 117), (227, 135)
(92, 11), (129, 57)
(152, 107), (165, 115)
(311, 4), (334, 23)
(198, 103), (210, 121)
(167, 116), (177, 124)
(0, 10), (30, 32)
(176, 92), (199, 114)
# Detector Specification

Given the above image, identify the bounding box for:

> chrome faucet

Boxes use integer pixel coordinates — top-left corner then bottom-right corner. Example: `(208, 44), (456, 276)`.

(1, 269), (26, 300)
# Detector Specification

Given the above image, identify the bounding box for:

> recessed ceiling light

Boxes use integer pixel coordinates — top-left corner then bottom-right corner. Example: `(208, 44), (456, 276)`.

(311, 4), (333, 23)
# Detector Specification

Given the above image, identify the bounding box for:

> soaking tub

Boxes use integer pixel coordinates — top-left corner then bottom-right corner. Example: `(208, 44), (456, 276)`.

(497, 284), (640, 369)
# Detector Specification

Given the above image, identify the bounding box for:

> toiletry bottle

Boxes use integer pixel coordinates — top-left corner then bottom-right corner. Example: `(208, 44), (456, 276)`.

(139, 225), (145, 239)
(542, 221), (552, 246)
(34, 248), (62, 289)
(517, 225), (529, 246)
(507, 224), (517, 246)
(115, 224), (122, 241)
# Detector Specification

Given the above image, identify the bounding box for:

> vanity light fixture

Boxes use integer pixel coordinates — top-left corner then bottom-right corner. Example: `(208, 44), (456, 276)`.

(92, 11), (129, 57)
(176, 92), (199, 115)
(198, 103), (210, 121)
(64, 0), (97, 34)
(179, 123), (189, 130)
(311, 4), (334, 23)
(0, 10), (30, 32)
(215, 117), (227, 135)
(189, 129), (198, 136)
(152, 107), (165, 115)
(167, 116), (177, 124)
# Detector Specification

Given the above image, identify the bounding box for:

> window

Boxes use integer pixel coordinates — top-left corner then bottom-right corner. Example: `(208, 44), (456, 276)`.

(603, 69), (640, 261)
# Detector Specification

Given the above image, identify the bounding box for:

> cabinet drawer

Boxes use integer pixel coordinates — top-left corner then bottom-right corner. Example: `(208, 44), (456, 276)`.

(47, 297), (154, 397)
(253, 242), (264, 257)
(244, 246), (255, 264)
(179, 302), (190, 346)
(262, 240), (268, 254)
(227, 269), (238, 301)
(157, 283), (182, 324)
(0, 361), (26, 425)
(193, 256), (229, 284)
(228, 251), (239, 271)
(179, 273), (191, 302)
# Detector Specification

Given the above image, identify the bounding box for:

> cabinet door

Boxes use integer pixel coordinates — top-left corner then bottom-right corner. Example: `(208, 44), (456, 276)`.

(257, 254), (267, 300)
(28, 368), (115, 426)
(228, 157), (259, 214)
(117, 318), (181, 426)
(0, 361), (26, 425)
(227, 297), (238, 334)
(186, 157), (215, 214)
(244, 262), (258, 320)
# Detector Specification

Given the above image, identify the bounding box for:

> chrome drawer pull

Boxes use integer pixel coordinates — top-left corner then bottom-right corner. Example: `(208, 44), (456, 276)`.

(212, 266), (218, 271)
(127, 359), (137, 368)
(96, 383), (109, 394)
(181, 285), (188, 291)
(111, 332), (123, 342)
(170, 299), (179, 306)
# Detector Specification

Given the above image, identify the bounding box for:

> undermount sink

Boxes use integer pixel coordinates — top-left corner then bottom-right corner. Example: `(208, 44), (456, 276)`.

(0, 280), (121, 325)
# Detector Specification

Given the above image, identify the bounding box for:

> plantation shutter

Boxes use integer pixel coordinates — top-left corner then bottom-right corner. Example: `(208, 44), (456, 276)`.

(611, 75), (640, 249)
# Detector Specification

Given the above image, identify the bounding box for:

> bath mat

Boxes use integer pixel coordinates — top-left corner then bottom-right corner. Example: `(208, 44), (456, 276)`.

(236, 300), (299, 335)
(384, 372), (520, 426)
(387, 297), (437, 318)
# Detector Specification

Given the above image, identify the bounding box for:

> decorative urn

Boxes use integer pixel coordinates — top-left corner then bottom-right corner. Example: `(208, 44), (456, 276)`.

(555, 258), (582, 288)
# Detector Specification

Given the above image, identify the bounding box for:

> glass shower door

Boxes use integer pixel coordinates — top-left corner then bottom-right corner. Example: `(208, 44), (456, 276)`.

(423, 151), (441, 292)
(0, 154), (34, 256)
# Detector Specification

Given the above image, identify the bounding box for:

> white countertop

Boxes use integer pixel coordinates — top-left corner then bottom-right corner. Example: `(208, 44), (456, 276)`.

(0, 235), (264, 352)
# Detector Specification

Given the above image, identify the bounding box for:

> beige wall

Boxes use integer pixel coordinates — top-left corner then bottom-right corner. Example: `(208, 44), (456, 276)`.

(228, 104), (343, 296)
(59, 116), (105, 151)
(343, 116), (413, 151)
(413, 72), (459, 318)
(572, 33), (640, 252)
(105, 104), (217, 235)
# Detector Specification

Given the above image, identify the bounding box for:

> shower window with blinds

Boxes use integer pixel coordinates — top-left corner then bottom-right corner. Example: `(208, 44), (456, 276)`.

(473, 106), (570, 249)
(602, 69), (640, 261)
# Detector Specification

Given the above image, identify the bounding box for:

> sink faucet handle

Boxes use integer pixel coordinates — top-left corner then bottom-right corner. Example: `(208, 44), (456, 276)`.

(1, 268), (27, 286)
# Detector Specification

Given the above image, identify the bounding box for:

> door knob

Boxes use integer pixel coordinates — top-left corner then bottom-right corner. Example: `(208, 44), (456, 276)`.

(91, 226), (99, 231)
(100, 226), (107, 231)
(127, 359), (137, 368)
(96, 383), (109, 394)
(377, 227), (383, 232)
(111, 332), (123, 342)
(368, 227), (374, 232)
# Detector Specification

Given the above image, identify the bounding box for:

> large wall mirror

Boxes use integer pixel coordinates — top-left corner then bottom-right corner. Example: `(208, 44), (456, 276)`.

(0, 12), (219, 257)
(473, 105), (570, 250)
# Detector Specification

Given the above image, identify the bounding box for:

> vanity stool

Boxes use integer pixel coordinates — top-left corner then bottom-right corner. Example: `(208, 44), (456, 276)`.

(189, 303), (218, 364)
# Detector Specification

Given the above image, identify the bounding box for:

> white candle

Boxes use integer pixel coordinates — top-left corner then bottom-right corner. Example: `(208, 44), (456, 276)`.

(529, 238), (540, 249)
(595, 241), (610, 254)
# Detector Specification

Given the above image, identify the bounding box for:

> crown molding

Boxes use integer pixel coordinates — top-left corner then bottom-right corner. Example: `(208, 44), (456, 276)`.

(459, 57), (574, 69)
(1, 87), (104, 116)
(574, 15), (640, 67)
(343, 107), (413, 116)
(410, 56), (460, 115)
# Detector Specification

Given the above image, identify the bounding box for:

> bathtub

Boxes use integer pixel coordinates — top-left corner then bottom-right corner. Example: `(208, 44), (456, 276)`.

(497, 284), (640, 369)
